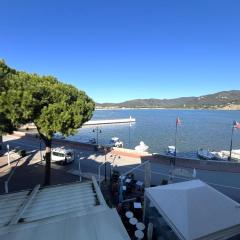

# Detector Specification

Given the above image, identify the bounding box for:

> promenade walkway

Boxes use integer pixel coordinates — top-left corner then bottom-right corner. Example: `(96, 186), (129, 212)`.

(0, 149), (79, 194)
(1, 133), (240, 203)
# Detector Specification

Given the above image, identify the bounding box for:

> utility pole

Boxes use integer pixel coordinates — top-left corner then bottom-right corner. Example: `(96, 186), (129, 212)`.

(104, 147), (107, 182)
(229, 125), (235, 161)
(93, 126), (102, 145)
(7, 144), (10, 166)
(39, 138), (43, 163)
(174, 117), (181, 166)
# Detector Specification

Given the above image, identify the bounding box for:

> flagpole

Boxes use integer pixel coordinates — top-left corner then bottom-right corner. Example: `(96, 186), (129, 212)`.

(174, 119), (178, 166)
(229, 125), (234, 161)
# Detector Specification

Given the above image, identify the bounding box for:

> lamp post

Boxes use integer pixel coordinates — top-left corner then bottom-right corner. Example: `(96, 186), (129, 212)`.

(229, 120), (240, 161)
(7, 144), (10, 166)
(93, 126), (102, 145)
(39, 138), (43, 163)
(109, 154), (116, 179)
(104, 147), (107, 182)
(77, 153), (82, 182)
(173, 117), (181, 166)
(229, 125), (234, 161)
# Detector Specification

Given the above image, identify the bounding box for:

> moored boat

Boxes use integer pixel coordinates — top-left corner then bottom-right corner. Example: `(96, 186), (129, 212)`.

(167, 146), (176, 155)
(211, 149), (240, 161)
(197, 148), (215, 160)
(109, 137), (123, 148)
(135, 141), (149, 152)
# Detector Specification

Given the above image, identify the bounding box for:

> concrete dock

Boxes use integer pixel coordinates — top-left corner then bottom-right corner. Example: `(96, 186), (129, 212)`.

(21, 117), (136, 129)
(83, 117), (136, 126)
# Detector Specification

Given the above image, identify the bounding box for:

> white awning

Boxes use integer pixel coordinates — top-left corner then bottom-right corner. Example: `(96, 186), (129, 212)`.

(145, 180), (240, 240)
(0, 208), (129, 240)
(0, 178), (130, 240)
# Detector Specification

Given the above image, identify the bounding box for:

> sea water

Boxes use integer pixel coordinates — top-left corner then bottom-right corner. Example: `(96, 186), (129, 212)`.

(67, 109), (240, 158)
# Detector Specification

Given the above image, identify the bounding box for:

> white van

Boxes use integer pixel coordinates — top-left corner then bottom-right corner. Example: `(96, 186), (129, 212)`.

(51, 148), (75, 164)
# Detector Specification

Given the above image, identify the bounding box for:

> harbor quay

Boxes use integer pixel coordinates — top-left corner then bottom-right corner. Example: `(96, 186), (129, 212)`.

(1, 132), (240, 202)
(9, 130), (240, 173)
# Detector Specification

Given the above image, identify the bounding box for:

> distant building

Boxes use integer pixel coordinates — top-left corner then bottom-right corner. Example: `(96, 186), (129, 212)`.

(0, 177), (130, 240)
(144, 180), (240, 240)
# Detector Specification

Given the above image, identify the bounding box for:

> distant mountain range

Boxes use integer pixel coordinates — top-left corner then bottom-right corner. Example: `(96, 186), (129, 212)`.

(96, 90), (240, 110)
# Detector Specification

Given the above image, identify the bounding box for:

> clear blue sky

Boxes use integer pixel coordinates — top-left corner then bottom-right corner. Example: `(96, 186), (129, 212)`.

(1, 0), (240, 103)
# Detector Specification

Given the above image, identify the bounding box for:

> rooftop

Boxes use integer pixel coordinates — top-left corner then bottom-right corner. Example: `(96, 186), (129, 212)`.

(0, 177), (130, 240)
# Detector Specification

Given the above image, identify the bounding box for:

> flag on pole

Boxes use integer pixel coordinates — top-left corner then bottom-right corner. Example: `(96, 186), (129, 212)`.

(176, 117), (181, 125)
(233, 120), (240, 129)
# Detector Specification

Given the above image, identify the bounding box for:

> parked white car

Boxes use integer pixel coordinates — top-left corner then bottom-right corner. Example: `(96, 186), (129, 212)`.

(51, 148), (75, 164)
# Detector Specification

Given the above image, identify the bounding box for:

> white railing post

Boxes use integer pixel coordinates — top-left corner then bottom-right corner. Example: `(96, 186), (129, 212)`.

(7, 144), (10, 166)
(78, 155), (82, 182)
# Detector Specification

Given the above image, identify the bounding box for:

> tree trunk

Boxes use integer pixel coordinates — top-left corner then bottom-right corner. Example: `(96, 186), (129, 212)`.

(35, 126), (52, 186)
(43, 138), (52, 185)
(0, 135), (2, 150)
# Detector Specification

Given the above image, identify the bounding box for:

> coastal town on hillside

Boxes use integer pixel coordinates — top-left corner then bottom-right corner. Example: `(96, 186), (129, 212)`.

(96, 90), (240, 110)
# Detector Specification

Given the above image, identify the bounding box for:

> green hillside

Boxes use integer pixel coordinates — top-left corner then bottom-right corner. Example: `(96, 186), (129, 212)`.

(96, 90), (240, 109)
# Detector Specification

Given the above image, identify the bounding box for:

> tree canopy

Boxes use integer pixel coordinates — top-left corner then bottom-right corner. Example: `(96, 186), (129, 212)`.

(0, 60), (16, 135)
(0, 59), (95, 184)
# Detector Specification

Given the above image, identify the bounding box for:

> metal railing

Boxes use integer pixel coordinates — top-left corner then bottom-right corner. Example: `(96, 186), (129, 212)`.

(4, 158), (22, 193)
(118, 161), (151, 202)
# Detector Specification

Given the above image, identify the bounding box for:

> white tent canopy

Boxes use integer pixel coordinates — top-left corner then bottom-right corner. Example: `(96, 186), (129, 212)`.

(145, 180), (240, 240)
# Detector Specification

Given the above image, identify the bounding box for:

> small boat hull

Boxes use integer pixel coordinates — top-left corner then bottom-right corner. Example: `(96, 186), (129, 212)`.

(197, 149), (215, 160)
(167, 146), (176, 155)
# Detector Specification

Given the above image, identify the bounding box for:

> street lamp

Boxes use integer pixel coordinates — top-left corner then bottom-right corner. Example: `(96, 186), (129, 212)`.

(77, 153), (82, 182)
(104, 147), (107, 182)
(93, 126), (102, 145)
(39, 138), (43, 163)
(7, 144), (10, 166)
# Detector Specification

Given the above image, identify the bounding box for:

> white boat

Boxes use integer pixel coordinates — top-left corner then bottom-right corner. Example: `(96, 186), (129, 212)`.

(211, 151), (229, 161)
(211, 150), (240, 161)
(167, 146), (176, 155)
(135, 141), (149, 152)
(109, 137), (123, 148)
(197, 149), (215, 160)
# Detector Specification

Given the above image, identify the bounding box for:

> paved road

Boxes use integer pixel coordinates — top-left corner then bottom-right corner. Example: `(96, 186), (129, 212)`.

(2, 135), (240, 202)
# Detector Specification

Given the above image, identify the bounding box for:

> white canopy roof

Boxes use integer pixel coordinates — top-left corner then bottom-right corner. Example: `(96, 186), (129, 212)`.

(145, 180), (240, 240)
(0, 178), (130, 240)
(0, 207), (129, 240)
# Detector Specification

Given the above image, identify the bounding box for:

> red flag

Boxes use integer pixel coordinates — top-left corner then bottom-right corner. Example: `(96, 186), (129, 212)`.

(176, 117), (181, 125)
(233, 120), (240, 129)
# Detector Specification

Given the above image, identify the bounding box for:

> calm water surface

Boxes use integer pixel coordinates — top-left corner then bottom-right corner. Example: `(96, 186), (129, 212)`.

(67, 109), (240, 158)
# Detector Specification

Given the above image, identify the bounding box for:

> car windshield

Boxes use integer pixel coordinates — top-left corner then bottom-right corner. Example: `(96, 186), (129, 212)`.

(52, 152), (65, 157)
